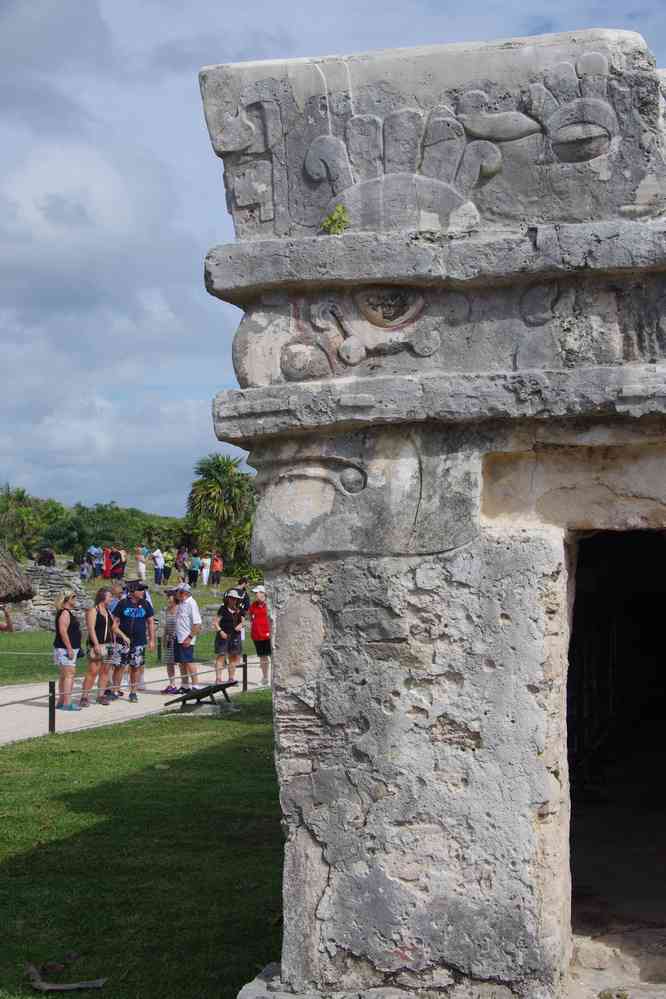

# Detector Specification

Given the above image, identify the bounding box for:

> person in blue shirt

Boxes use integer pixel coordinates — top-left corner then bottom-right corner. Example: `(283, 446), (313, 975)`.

(111, 581), (155, 703)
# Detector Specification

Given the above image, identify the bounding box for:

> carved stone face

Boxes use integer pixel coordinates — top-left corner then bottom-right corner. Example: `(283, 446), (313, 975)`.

(249, 429), (479, 564)
(201, 32), (666, 239)
(231, 273), (666, 389)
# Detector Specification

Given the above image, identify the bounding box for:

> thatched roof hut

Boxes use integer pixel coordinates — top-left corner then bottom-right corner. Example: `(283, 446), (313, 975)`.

(0, 549), (34, 603)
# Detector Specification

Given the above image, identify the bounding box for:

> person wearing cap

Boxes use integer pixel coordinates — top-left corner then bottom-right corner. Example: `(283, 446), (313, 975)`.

(249, 585), (272, 687)
(111, 581), (156, 703)
(214, 589), (243, 683)
(174, 582), (203, 689)
(229, 577), (251, 646)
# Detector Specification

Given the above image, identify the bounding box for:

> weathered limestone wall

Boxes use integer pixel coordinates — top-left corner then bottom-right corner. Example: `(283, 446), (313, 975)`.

(200, 26), (666, 999)
(11, 566), (90, 632)
(271, 536), (570, 999)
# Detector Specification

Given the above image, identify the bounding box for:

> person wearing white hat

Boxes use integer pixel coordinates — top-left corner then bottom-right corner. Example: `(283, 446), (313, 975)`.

(214, 590), (243, 683)
(174, 582), (202, 691)
(249, 585), (272, 687)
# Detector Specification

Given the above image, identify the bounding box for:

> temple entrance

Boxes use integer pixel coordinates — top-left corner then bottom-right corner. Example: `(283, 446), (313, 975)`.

(568, 530), (666, 982)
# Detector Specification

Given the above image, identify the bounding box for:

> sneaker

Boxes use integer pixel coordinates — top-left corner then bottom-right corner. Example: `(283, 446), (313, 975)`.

(178, 686), (191, 694)
(163, 685), (179, 695)
(57, 703), (81, 712)
(116, 690), (125, 698)
(79, 696), (91, 708)
(129, 692), (138, 703)
(96, 696), (111, 706)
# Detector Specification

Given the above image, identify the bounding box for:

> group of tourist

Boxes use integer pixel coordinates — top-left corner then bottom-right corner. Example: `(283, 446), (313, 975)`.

(80, 545), (225, 589)
(51, 575), (271, 711)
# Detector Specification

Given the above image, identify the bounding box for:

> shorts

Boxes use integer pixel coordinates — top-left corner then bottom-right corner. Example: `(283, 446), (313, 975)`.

(214, 634), (241, 657)
(254, 638), (272, 657)
(54, 648), (79, 668)
(112, 645), (146, 669)
(173, 641), (194, 663)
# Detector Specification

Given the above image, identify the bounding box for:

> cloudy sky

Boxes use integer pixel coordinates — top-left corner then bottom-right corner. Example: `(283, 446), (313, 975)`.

(2, 1), (665, 515)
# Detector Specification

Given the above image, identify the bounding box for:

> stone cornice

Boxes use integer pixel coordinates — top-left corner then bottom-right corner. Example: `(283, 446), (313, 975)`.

(205, 220), (666, 306)
(213, 362), (666, 445)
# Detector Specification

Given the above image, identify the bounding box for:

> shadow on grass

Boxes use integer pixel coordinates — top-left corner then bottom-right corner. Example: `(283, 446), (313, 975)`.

(0, 694), (283, 999)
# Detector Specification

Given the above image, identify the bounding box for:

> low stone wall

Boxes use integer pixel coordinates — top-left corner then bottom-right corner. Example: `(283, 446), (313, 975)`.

(11, 569), (221, 636)
(10, 566), (91, 632)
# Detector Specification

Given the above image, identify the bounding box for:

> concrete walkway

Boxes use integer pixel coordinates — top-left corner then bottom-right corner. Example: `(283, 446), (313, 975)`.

(0, 657), (267, 746)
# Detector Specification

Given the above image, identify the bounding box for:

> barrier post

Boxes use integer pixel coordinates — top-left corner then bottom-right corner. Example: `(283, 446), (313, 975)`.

(48, 681), (56, 734)
(157, 637), (162, 662)
(242, 654), (248, 693)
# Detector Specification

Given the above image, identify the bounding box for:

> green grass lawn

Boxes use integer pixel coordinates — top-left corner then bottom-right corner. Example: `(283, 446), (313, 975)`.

(0, 692), (282, 999)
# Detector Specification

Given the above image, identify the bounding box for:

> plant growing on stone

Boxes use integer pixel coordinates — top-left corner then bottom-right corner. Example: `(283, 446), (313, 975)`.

(320, 204), (350, 235)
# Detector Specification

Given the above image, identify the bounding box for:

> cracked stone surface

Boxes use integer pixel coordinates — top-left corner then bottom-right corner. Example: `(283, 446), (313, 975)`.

(266, 536), (571, 999)
(199, 26), (666, 999)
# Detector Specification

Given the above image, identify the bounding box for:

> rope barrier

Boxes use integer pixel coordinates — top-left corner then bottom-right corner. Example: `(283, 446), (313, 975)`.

(0, 654), (267, 734)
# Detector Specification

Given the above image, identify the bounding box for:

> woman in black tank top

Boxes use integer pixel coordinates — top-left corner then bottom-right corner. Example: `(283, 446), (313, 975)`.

(53, 591), (81, 710)
(81, 588), (114, 707)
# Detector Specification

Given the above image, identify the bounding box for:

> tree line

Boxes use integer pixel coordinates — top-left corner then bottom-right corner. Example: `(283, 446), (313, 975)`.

(1, 454), (257, 573)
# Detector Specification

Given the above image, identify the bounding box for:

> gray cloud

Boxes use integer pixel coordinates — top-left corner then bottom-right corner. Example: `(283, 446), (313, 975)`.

(0, 0), (116, 74)
(148, 28), (297, 77)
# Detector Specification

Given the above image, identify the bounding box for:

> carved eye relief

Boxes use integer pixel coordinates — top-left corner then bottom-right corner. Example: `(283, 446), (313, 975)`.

(339, 467), (366, 493)
(527, 52), (621, 165)
(355, 288), (425, 329)
(272, 462), (368, 495)
(550, 113), (614, 164)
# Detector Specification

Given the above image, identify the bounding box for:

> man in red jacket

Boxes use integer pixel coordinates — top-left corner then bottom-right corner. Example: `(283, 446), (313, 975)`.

(248, 586), (272, 687)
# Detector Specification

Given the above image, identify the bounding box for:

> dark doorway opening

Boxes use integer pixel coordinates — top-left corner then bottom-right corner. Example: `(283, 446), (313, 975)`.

(568, 530), (666, 942)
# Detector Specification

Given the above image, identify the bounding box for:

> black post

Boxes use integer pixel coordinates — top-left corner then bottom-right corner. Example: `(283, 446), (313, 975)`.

(242, 654), (248, 693)
(157, 637), (162, 662)
(48, 681), (56, 734)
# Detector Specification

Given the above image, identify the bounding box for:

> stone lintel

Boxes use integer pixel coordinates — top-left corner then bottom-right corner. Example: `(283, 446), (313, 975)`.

(213, 362), (666, 446)
(205, 221), (666, 307)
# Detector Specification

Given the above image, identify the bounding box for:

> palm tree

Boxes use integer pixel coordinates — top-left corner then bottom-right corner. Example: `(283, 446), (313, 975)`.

(187, 455), (256, 559)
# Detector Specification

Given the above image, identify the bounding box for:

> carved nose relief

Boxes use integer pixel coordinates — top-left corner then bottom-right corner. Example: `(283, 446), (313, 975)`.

(201, 27), (666, 999)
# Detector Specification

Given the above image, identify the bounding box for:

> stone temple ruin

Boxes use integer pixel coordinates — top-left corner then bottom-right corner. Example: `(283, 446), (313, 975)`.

(200, 29), (666, 999)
